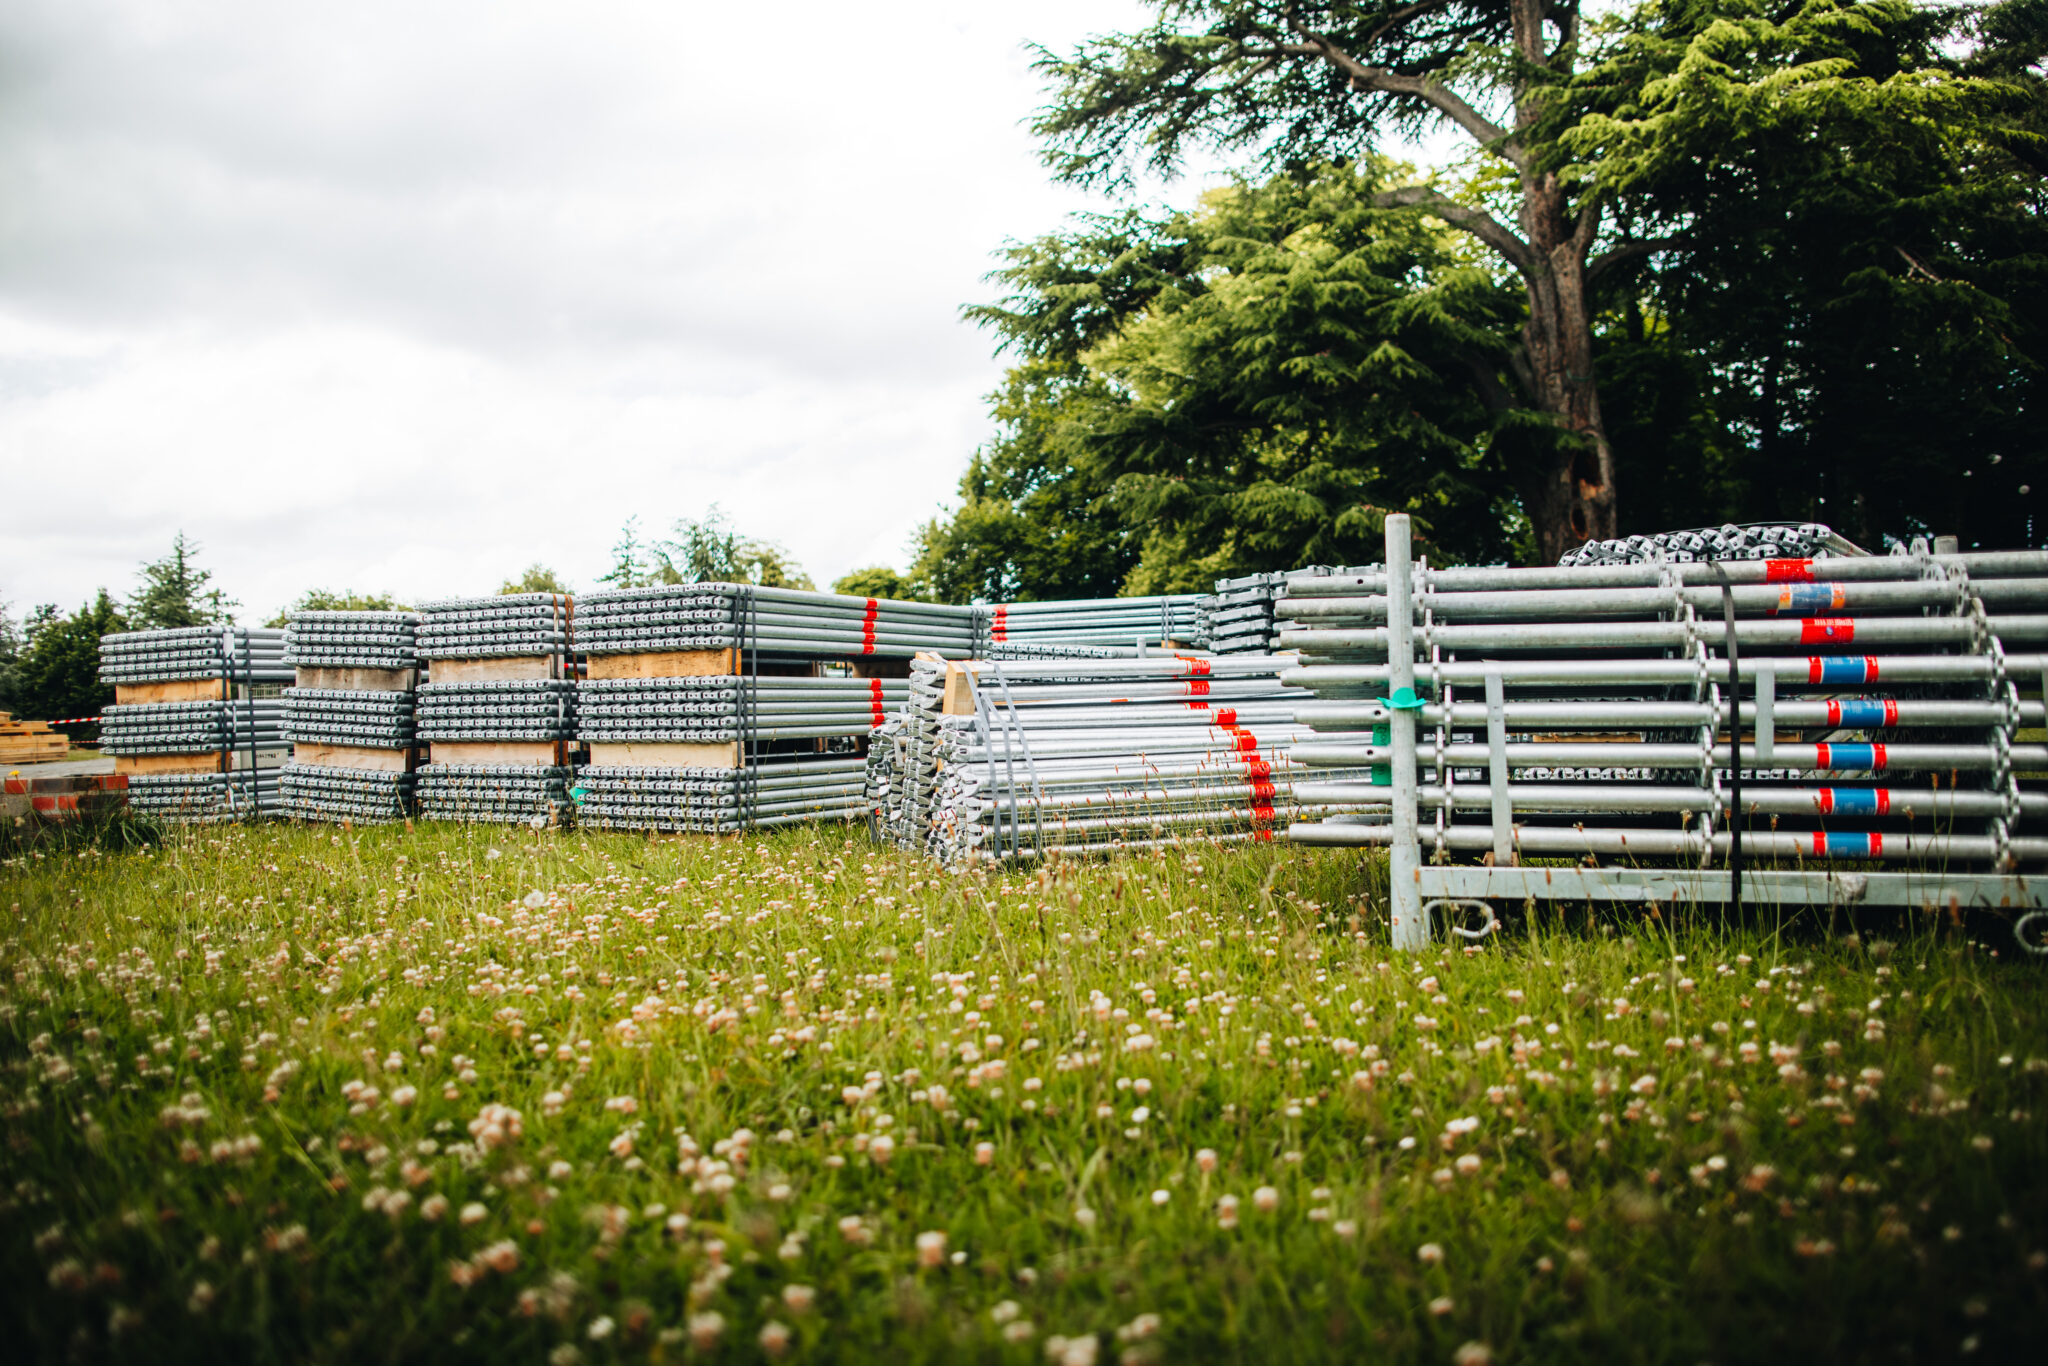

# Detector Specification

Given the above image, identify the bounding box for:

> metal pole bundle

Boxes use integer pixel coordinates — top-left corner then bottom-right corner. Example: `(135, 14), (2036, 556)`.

(279, 611), (422, 824)
(978, 595), (1207, 655)
(867, 654), (1380, 865)
(1283, 519), (2048, 936)
(96, 627), (291, 823)
(575, 584), (977, 659)
(414, 595), (576, 826)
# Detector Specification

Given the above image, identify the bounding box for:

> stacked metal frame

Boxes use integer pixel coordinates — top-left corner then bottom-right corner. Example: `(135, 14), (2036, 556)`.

(576, 675), (908, 745)
(572, 583), (938, 831)
(279, 610), (422, 824)
(96, 628), (290, 823)
(99, 699), (285, 755)
(128, 771), (277, 823)
(415, 593), (572, 659)
(1207, 569), (1333, 654)
(577, 759), (871, 833)
(1280, 515), (2048, 948)
(976, 596), (1205, 655)
(869, 654), (1379, 864)
(574, 584), (976, 660)
(1559, 521), (1864, 568)
(414, 594), (576, 827)
(97, 627), (291, 685)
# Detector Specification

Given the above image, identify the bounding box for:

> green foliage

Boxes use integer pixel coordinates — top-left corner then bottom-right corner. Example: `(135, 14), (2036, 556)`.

(128, 533), (236, 629)
(918, 164), (1532, 594)
(2, 825), (2046, 1361)
(498, 566), (573, 596)
(264, 590), (412, 628)
(988, 0), (2045, 562)
(829, 566), (919, 601)
(7, 590), (125, 727)
(599, 509), (814, 592)
(1574, 0), (2048, 547)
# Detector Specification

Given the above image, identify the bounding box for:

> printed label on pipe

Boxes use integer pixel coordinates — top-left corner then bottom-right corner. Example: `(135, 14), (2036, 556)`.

(1825, 699), (1898, 727)
(1813, 742), (1886, 770)
(1809, 656), (1879, 684)
(1801, 618), (1857, 645)
(1817, 788), (1890, 815)
(1776, 584), (1846, 613)
(1766, 558), (1816, 582)
(1183, 679), (1211, 696)
(1812, 831), (1882, 858)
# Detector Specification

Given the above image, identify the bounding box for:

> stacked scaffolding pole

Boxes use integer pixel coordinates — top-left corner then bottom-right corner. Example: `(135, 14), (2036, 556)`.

(1282, 517), (2048, 945)
(96, 628), (288, 823)
(279, 611), (422, 823)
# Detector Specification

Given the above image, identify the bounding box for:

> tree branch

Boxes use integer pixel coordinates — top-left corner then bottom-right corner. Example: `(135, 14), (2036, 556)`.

(1584, 237), (1672, 291)
(1373, 185), (1535, 274)
(1278, 28), (1524, 168)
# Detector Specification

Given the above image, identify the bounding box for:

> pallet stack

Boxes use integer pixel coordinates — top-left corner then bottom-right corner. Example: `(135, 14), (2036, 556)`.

(0, 714), (69, 765)
(413, 594), (578, 825)
(96, 628), (291, 822)
(869, 653), (1379, 863)
(278, 611), (421, 823)
(572, 584), (942, 833)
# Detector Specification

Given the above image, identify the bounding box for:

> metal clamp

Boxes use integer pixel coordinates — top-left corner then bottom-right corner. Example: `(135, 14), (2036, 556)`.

(1427, 899), (1500, 940)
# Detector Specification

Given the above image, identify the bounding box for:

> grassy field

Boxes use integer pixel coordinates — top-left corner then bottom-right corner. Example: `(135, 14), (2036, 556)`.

(2, 820), (2044, 1364)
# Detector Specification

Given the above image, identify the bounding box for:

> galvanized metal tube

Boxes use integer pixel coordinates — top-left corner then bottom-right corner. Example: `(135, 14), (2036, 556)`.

(1384, 515), (1424, 951)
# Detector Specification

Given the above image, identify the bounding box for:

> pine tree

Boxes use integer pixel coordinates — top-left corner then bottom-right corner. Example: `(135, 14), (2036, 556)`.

(129, 532), (237, 629)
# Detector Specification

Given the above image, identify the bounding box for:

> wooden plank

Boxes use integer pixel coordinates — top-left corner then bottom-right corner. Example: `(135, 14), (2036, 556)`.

(295, 666), (416, 693)
(291, 743), (413, 773)
(114, 749), (285, 774)
(587, 741), (740, 769)
(426, 656), (558, 683)
(116, 679), (228, 705)
(115, 753), (222, 775)
(427, 741), (562, 767)
(585, 649), (735, 680)
(0, 738), (70, 764)
(942, 661), (978, 716)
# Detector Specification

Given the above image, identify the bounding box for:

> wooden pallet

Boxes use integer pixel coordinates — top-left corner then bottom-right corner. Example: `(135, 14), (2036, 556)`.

(0, 712), (70, 765)
(115, 679), (230, 705)
(587, 741), (740, 768)
(295, 666), (417, 692)
(427, 741), (568, 767)
(428, 656), (561, 683)
(292, 743), (413, 773)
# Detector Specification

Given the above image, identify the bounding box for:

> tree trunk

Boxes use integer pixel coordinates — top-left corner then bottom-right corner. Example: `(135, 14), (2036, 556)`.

(1510, 0), (1618, 567)
(1517, 220), (1618, 565)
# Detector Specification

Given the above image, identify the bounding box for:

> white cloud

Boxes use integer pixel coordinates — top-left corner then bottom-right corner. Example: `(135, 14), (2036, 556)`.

(0, 0), (1162, 619)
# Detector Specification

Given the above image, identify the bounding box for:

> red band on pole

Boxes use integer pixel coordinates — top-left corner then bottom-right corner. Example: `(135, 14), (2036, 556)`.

(1801, 618), (1856, 645)
(1766, 558), (1815, 582)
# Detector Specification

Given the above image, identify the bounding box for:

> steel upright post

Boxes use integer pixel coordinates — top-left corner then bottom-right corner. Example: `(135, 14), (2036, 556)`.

(1386, 515), (1426, 950)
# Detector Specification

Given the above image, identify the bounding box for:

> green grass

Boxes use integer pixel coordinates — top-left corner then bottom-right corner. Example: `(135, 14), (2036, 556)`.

(2, 822), (2045, 1364)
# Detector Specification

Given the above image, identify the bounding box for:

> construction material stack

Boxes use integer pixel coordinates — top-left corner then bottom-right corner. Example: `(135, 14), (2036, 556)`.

(1281, 514), (2048, 943)
(0, 714), (69, 765)
(96, 628), (290, 822)
(279, 611), (421, 823)
(413, 594), (578, 825)
(571, 584), (950, 833)
(1205, 570), (1333, 654)
(868, 654), (1378, 863)
(977, 595), (1205, 656)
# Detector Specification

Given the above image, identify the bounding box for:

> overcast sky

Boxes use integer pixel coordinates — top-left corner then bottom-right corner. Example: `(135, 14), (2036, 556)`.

(0, 0), (1194, 621)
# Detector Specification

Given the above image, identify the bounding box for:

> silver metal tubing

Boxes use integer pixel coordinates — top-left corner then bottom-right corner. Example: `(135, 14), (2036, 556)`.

(1289, 740), (2048, 771)
(1294, 698), (2043, 729)
(1279, 614), (2048, 655)
(1283, 549), (2048, 596)
(1281, 653), (2048, 692)
(1286, 819), (2048, 863)
(1290, 781), (2048, 820)
(1384, 514), (1425, 951)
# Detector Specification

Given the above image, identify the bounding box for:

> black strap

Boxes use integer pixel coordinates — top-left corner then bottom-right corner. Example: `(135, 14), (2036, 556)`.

(1710, 564), (1743, 917)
